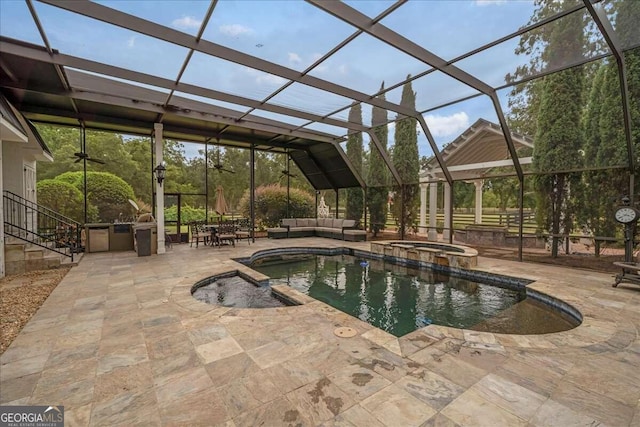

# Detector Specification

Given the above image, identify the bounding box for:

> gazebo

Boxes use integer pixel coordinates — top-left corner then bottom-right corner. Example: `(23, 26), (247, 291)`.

(419, 119), (534, 240)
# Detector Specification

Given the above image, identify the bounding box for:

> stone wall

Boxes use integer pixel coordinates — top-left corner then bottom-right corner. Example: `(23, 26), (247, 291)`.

(455, 225), (545, 249)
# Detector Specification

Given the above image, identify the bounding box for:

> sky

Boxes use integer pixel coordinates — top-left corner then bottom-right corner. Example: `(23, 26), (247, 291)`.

(0, 0), (593, 159)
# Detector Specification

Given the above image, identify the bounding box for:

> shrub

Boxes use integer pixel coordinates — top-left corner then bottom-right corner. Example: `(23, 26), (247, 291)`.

(36, 179), (97, 222)
(238, 184), (314, 228)
(54, 171), (135, 222)
(164, 204), (206, 223)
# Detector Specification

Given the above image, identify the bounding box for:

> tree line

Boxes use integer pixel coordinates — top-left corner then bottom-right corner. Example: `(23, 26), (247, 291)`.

(507, 0), (639, 256)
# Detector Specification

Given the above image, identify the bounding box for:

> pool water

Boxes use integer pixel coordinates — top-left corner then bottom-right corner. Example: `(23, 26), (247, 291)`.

(192, 276), (286, 308)
(252, 254), (528, 337)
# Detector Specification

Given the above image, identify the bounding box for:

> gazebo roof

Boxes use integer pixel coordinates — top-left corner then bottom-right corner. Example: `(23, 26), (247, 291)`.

(421, 119), (533, 182)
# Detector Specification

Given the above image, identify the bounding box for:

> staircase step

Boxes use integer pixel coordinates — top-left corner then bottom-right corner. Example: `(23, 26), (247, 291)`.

(61, 252), (83, 267)
(5, 236), (27, 245)
(5, 244), (27, 262)
(24, 247), (45, 260)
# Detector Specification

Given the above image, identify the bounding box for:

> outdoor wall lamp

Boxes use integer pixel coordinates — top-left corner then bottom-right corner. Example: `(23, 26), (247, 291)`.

(154, 163), (166, 186)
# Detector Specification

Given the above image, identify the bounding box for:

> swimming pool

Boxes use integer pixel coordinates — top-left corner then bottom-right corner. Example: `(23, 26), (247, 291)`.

(251, 253), (568, 337)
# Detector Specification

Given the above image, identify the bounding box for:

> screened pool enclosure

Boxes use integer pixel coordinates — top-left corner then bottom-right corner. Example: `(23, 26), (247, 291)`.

(0, 0), (638, 260)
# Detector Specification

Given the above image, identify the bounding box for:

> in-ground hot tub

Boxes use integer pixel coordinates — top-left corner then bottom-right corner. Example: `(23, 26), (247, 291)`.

(191, 271), (295, 308)
(370, 240), (478, 269)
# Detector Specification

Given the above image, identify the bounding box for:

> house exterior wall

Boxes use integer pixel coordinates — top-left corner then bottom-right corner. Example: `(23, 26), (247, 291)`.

(1, 125), (29, 278)
(3, 140), (26, 196)
(1, 97), (52, 277)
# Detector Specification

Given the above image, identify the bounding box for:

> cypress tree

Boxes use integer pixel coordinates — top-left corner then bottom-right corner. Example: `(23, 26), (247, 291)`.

(580, 64), (608, 235)
(616, 0), (640, 195)
(533, 10), (586, 257)
(367, 82), (389, 236)
(345, 103), (364, 224)
(597, 64), (628, 226)
(580, 0), (640, 235)
(391, 77), (420, 237)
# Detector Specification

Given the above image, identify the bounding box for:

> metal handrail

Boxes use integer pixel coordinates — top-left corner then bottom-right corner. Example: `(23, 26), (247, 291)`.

(3, 190), (82, 260)
(3, 190), (80, 225)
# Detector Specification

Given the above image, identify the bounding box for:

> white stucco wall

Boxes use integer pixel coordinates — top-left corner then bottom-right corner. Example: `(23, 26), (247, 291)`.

(2, 140), (26, 196)
(1, 116), (30, 278)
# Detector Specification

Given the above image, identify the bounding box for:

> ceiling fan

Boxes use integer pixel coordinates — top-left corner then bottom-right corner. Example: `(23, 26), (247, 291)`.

(72, 151), (105, 164)
(211, 147), (234, 174)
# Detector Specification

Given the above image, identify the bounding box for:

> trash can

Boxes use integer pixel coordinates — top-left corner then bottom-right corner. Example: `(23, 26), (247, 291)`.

(136, 228), (151, 256)
(133, 222), (157, 256)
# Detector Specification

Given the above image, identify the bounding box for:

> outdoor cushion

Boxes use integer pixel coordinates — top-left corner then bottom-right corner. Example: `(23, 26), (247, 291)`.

(343, 229), (367, 241)
(342, 219), (356, 228)
(343, 229), (366, 235)
(268, 217), (366, 241)
(319, 218), (332, 227)
(281, 218), (296, 227)
(290, 226), (316, 231)
(266, 227), (289, 239)
(315, 227), (336, 233)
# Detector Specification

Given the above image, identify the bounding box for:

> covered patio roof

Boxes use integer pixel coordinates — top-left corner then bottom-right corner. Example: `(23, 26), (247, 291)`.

(0, 37), (361, 189)
(1, 92), (52, 161)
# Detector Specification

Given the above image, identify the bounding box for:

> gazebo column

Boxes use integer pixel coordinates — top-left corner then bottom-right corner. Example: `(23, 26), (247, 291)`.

(154, 123), (165, 254)
(419, 184), (427, 234)
(474, 179), (484, 224)
(443, 182), (452, 241)
(428, 181), (438, 241)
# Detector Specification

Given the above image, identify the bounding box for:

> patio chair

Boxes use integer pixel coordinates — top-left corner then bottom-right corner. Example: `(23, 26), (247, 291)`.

(216, 221), (236, 248)
(189, 222), (209, 248)
(235, 218), (252, 245)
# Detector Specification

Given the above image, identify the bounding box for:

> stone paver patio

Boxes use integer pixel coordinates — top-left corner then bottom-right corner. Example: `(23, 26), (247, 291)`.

(2, 237), (639, 426)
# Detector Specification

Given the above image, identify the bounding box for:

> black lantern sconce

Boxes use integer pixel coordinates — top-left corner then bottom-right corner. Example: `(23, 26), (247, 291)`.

(154, 162), (166, 186)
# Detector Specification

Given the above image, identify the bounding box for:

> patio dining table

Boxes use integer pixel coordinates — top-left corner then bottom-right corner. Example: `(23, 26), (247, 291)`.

(201, 224), (218, 246)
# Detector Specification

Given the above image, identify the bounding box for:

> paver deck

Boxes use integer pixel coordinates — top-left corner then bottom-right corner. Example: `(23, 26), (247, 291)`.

(2, 237), (639, 426)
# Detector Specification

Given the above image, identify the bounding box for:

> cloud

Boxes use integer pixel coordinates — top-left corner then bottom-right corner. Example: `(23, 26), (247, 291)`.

(219, 24), (253, 37)
(127, 36), (135, 48)
(475, 0), (507, 5)
(424, 112), (469, 137)
(244, 68), (287, 86)
(288, 52), (302, 64)
(172, 16), (202, 30)
(313, 64), (328, 73)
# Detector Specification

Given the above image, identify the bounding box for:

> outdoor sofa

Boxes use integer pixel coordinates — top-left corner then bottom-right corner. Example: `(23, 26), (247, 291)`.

(267, 218), (367, 241)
